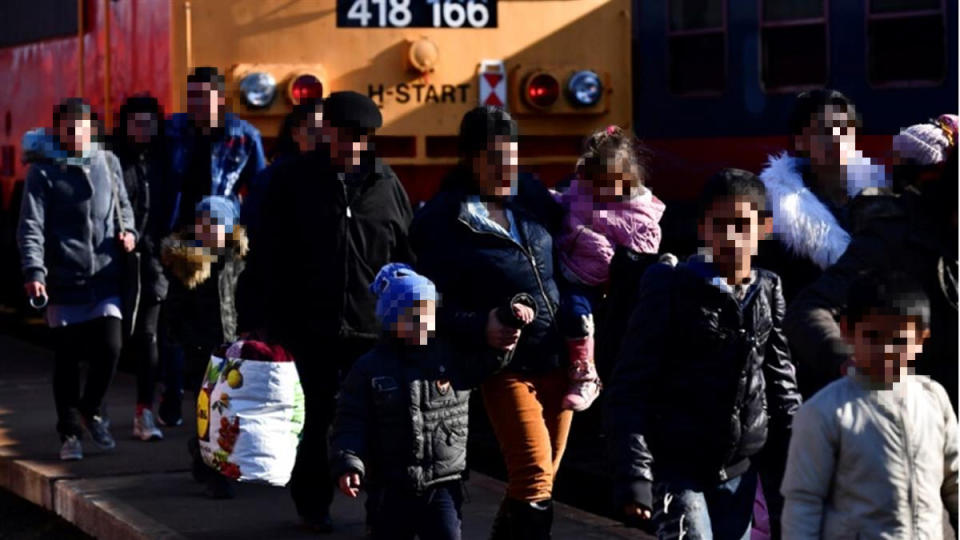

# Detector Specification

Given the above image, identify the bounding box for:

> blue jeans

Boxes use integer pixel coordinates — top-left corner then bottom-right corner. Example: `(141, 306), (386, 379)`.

(558, 276), (600, 339)
(368, 481), (463, 540)
(652, 470), (756, 540)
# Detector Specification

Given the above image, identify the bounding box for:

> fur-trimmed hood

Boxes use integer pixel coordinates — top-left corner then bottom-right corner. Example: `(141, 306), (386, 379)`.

(161, 225), (248, 290)
(759, 152), (887, 270)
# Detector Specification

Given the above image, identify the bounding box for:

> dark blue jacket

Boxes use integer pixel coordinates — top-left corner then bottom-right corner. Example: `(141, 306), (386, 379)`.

(411, 170), (564, 374)
(329, 337), (507, 493)
(158, 113), (266, 235)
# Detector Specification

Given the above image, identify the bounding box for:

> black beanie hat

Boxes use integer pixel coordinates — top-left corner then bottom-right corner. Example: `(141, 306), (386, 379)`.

(323, 91), (382, 130)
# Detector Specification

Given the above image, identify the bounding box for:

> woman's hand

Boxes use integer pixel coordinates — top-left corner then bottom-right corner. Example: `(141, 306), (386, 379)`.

(118, 232), (135, 253)
(24, 281), (46, 300)
(338, 472), (361, 498)
(487, 308), (522, 351)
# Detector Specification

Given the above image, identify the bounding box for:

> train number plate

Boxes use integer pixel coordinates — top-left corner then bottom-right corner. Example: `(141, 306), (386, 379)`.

(337, 0), (498, 28)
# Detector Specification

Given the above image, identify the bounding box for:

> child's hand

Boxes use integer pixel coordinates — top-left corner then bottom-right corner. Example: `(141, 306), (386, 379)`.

(118, 232), (135, 253)
(486, 308), (522, 351)
(624, 503), (652, 520)
(512, 303), (535, 326)
(338, 472), (361, 498)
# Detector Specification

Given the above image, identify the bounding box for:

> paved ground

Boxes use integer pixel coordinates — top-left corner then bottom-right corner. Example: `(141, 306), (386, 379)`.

(0, 333), (647, 539)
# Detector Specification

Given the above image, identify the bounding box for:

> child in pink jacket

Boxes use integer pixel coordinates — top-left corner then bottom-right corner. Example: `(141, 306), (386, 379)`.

(554, 125), (665, 411)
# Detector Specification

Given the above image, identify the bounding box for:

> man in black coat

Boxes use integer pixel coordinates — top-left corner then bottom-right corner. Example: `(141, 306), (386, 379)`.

(785, 150), (958, 408)
(256, 91), (415, 531)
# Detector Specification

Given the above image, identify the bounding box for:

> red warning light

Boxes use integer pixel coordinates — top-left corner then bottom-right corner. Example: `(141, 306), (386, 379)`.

(289, 74), (323, 104)
(524, 72), (560, 109)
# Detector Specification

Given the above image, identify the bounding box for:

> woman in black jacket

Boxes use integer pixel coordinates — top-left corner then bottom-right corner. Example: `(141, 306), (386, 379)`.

(112, 96), (168, 441)
(411, 107), (567, 539)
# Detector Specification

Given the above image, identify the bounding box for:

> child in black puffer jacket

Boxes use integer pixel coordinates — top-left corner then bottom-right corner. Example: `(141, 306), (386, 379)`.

(330, 263), (527, 540)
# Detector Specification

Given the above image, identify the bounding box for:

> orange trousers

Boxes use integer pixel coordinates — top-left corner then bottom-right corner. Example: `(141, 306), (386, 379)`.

(481, 368), (574, 502)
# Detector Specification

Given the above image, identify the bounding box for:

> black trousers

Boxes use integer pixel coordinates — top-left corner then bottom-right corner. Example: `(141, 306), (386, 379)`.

(133, 300), (162, 407)
(287, 336), (374, 521)
(51, 316), (122, 439)
(368, 481), (464, 540)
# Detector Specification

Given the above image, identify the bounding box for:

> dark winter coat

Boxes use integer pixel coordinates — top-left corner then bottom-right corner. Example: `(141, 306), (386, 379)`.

(605, 258), (801, 515)
(258, 151), (415, 347)
(116, 146), (168, 302)
(411, 170), (564, 374)
(784, 187), (958, 409)
(329, 339), (507, 493)
(160, 227), (248, 361)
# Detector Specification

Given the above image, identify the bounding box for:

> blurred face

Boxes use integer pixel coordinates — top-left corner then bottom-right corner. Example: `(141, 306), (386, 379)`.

(392, 300), (437, 346)
(126, 112), (158, 145)
(594, 154), (638, 203)
(292, 110), (323, 154)
(193, 211), (227, 250)
(58, 113), (96, 155)
(186, 81), (225, 130)
(323, 126), (371, 170)
(471, 135), (518, 198)
(699, 196), (769, 280)
(846, 312), (926, 386)
(795, 103), (858, 168)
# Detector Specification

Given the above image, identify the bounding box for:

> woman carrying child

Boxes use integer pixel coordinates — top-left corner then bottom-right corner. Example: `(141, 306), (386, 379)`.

(412, 106), (567, 538)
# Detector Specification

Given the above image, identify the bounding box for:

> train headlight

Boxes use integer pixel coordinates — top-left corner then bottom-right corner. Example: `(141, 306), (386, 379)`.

(566, 70), (603, 108)
(239, 72), (277, 109)
(524, 72), (560, 109)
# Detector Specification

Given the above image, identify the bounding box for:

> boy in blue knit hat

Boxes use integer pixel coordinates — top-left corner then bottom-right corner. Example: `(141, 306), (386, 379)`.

(330, 263), (523, 539)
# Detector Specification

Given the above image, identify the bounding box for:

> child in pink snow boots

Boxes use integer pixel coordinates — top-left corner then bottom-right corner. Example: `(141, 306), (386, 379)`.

(554, 125), (665, 411)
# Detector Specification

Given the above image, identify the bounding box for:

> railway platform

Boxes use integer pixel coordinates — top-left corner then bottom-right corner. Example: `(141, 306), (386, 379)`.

(0, 332), (647, 540)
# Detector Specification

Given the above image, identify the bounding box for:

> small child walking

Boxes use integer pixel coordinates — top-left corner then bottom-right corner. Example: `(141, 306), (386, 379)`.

(330, 263), (521, 540)
(782, 271), (958, 539)
(554, 125), (665, 411)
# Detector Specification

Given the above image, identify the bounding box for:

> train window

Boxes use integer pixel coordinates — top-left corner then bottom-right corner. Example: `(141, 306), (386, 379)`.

(760, 0), (828, 91)
(762, 0), (824, 21)
(870, 0), (940, 13)
(867, 1), (945, 85)
(0, 0), (82, 48)
(669, 0), (723, 31)
(667, 0), (726, 95)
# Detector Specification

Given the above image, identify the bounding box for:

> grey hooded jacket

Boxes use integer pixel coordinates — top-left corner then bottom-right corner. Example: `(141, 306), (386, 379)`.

(17, 129), (136, 305)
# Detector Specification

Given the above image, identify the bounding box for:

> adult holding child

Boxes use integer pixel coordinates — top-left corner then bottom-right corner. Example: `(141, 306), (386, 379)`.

(412, 106), (567, 539)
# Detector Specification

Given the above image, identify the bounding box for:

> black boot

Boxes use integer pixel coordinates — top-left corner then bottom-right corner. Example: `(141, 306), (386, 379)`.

(505, 499), (553, 540)
(489, 499), (511, 539)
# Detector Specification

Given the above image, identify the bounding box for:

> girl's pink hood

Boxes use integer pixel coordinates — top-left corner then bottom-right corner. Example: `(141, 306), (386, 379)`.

(555, 178), (666, 287)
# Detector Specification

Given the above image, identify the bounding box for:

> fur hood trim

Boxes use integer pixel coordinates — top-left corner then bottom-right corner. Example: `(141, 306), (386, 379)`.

(759, 153), (852, 270)
(161, 225), (248, 290)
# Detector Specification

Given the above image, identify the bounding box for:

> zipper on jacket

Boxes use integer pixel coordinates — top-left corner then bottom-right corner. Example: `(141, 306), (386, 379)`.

(897, 403), (918, 538)
(457, 216), (558, 323)
(82, 164), (96, 276)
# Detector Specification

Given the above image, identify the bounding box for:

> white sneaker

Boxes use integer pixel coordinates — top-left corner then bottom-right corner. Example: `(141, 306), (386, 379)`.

(133, 409), (164, 441)
(60, 435), (83, 461)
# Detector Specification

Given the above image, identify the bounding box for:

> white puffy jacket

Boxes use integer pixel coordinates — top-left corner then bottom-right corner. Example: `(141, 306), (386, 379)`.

(782, 374), (958, 539)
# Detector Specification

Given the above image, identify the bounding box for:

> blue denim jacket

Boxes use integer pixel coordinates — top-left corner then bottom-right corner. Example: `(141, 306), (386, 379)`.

(160, 113), (266, 233)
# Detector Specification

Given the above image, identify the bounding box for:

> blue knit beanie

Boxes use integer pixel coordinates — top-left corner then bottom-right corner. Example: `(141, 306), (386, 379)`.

(370, 263), (437, 330)
(195, 195), (239, 233)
